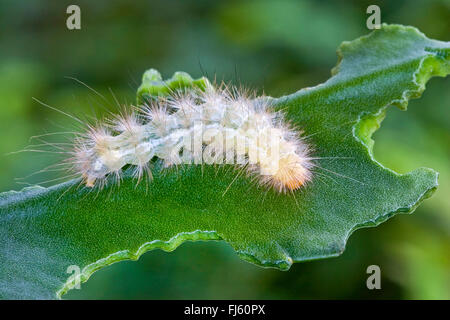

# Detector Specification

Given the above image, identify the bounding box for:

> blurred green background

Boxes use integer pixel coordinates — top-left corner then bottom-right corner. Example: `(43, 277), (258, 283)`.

(0, 0), (448, 299)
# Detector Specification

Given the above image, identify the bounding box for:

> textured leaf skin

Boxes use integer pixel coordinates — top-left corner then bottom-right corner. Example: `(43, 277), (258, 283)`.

(137, 68), (209, 105)
(0, 25), (449, 299)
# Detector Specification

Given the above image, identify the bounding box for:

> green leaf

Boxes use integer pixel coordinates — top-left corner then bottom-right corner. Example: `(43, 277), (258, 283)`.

(1, 24), (449, 299)
(136, 68), (210, 105)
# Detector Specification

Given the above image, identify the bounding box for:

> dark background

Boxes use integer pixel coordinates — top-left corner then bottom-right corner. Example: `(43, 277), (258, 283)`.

(0, 0), (448, 299)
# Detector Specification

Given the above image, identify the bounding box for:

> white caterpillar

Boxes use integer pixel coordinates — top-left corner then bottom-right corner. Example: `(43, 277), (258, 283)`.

(69, 83), (313, 193)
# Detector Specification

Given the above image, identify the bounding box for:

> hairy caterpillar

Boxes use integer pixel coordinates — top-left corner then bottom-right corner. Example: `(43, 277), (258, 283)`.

(61, 81), (314, 193)
(14, 73), (321, 195)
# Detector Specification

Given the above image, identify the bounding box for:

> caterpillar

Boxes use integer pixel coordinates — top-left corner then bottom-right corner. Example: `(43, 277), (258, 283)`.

(14, 72), (319, 195)
(65, 81), (314, 193)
